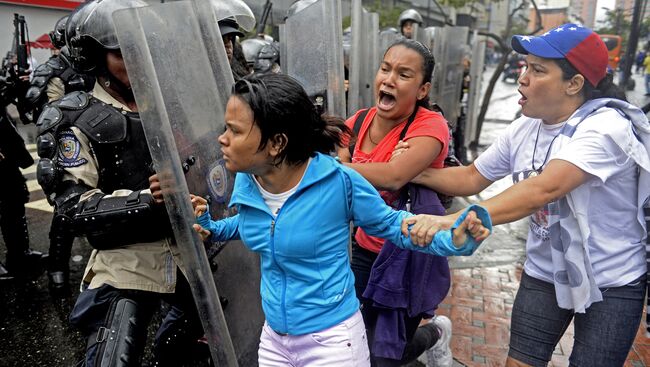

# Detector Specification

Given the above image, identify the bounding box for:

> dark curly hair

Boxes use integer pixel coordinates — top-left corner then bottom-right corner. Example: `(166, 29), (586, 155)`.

(232, 73), (351, 166)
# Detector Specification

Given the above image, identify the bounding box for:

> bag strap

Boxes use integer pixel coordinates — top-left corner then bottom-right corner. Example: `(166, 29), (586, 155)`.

(399, 107), (419, 141)
(348, 107), (419, 157)
(348, 108), (370, 157)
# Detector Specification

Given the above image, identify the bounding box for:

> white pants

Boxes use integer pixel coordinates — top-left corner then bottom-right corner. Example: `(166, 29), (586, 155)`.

(258, 310), (370, 367)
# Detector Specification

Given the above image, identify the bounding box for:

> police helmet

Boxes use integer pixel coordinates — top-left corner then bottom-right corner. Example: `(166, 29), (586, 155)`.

(398, 9), (423, 27)
(379, 27), (399, 37)
(241, 38), (268, 68)
(49, 15), (68, 49)
(254, 42), (280, 73)
(65, 0), (147, 73)
(285, 0), (318, 20)
(219, 16), (245, 39)
(210, 0), (256, 33)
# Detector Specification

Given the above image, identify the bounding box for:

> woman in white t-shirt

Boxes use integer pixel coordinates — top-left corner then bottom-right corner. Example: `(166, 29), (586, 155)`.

(394, 24), (649, 367)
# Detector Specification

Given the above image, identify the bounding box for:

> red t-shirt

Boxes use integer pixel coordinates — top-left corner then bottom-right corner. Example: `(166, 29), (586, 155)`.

(346, 106), (449, 253)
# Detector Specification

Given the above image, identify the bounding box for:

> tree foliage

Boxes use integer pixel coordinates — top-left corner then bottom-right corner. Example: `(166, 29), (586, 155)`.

(595, 8), (650, 52)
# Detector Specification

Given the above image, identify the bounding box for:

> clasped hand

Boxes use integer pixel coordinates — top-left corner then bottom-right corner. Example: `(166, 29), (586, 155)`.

(401, 211), (490, 247)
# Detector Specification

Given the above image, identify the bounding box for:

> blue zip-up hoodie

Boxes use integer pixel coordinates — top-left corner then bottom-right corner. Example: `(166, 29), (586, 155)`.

(198, 153), (490, 335)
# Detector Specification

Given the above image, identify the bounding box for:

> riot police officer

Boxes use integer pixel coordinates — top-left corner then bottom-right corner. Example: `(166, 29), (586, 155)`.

(25, 15), (94, 120)
(0, 56), (44, 280)
(35, 1), (206, 365)
(398, 9), (423, 39)
(25, 14), (95, 295)
(218, 16), (249, 79)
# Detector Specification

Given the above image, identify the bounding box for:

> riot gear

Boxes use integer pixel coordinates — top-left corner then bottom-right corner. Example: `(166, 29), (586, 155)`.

(113, 1), (265, 363)
(218, 16), (244, 39)
(398, 9), (423, 39)
(210, 0), (256, 32)
(48, 15), (68, 49)
(285, 0), (319, 19)
(254, 41), (280, 73)
(282, 0), (346, 117)
(24, 50), (95, 120)
(0, 39), (45, 280)
(65, 0), (148, 73)
(241, 38), (267, 69)
(398, 9), (423, 27)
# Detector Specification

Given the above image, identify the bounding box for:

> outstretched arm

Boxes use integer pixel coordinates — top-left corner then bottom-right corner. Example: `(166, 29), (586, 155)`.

(391, 140), (493, 196)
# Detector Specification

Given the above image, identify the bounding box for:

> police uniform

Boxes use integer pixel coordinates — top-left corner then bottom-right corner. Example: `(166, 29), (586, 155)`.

(36, 83), (202, 366)
(0, 59), (43, 279)
(25, 50), (94, 293)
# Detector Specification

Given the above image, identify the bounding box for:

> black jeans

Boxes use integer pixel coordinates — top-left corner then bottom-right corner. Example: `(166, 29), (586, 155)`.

(351, 242), (439, 367)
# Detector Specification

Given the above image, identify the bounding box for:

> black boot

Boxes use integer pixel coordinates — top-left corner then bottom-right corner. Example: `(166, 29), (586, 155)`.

(0, 262), (13, 280)
(6, 248), (45, 279)
(47, 220), (73, 296)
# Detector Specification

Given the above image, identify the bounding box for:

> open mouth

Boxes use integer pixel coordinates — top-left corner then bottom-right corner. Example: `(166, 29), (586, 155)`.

(518, 90), (528, 106)
(378, 90), (397, 110)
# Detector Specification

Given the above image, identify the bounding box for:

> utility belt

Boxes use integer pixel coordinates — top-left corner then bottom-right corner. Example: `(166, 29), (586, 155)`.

(73, 190), (171, 250)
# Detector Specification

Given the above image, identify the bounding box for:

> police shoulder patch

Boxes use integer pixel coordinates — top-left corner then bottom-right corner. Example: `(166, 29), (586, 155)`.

(57, 130), (88, 168)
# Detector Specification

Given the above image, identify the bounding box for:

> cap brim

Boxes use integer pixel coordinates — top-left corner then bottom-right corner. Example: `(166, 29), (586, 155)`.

(219, 25), (244, 38)
(511, 35), (564, 59)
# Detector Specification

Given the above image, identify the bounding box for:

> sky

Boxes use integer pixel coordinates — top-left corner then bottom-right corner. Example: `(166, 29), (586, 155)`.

(595, 0), (616, 24)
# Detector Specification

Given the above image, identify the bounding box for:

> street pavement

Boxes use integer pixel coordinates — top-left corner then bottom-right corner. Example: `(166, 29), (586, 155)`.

(1, 69), (649, 366)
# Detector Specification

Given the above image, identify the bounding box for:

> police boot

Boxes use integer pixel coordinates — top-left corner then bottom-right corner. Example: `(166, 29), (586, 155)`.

(0, 262), (13, 280)
(6, 249), (45, 278)
(47, 231), (73, 296)
(2, 215), (45, 279)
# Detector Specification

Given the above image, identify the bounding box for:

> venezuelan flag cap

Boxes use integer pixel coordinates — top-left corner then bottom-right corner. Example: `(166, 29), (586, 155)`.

(511, 23), (608, 87)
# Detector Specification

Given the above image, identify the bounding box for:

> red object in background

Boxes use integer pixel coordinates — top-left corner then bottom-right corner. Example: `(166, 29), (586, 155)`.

(0, 0), (83, 10)
(27, 33), (54, 49)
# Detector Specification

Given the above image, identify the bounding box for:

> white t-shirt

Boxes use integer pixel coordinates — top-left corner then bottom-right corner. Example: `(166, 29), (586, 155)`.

(253, 159), (311, 217)
(475, 110), (646, 288)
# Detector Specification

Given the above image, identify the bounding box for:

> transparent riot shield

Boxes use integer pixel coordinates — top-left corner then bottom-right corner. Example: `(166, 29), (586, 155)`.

(348, 0), (379, 115)
(429, 26), (469, 131)
(283, 0), (346, 119)
(210, 0), (255, 31)
(113, 1), (263, 365)
(379, 29), (399, 56)
(412, 23), (428, 45)
(464, 30), (486, 150)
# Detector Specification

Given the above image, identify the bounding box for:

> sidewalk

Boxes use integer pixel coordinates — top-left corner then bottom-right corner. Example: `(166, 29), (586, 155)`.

(434, 264), (650, 367)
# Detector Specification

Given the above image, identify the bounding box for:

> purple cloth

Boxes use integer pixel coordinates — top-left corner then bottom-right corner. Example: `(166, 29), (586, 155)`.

(362, 184), (451, 360)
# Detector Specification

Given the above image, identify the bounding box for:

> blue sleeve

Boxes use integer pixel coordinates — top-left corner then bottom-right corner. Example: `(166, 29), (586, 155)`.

(197, 211), (241, 242)
(416, 205), (492, 256)
(345, 166), (491, 256)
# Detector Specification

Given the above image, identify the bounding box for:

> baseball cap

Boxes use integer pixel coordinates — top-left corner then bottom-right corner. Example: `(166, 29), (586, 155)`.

(511, 23), (608, 87)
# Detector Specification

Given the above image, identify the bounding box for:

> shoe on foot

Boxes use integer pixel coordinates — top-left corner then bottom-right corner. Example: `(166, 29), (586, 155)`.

(0, 262), (14, 281)
(426, 315), (453, 367)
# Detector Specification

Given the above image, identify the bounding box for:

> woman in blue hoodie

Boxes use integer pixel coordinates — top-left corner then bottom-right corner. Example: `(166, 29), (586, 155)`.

(191, 72), (491, 367)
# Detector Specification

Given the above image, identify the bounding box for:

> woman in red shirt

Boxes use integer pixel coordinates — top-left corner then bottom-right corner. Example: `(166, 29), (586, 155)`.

(337, 38), (453, 367)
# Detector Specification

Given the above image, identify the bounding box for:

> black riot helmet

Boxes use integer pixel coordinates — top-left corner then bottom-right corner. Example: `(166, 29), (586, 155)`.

(241, 38), (268, 69)
(49, 15), (69, 50)
(218, 16), (245, 39)
(254, 41), (280, 74)
(65, 0), (147, 73)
